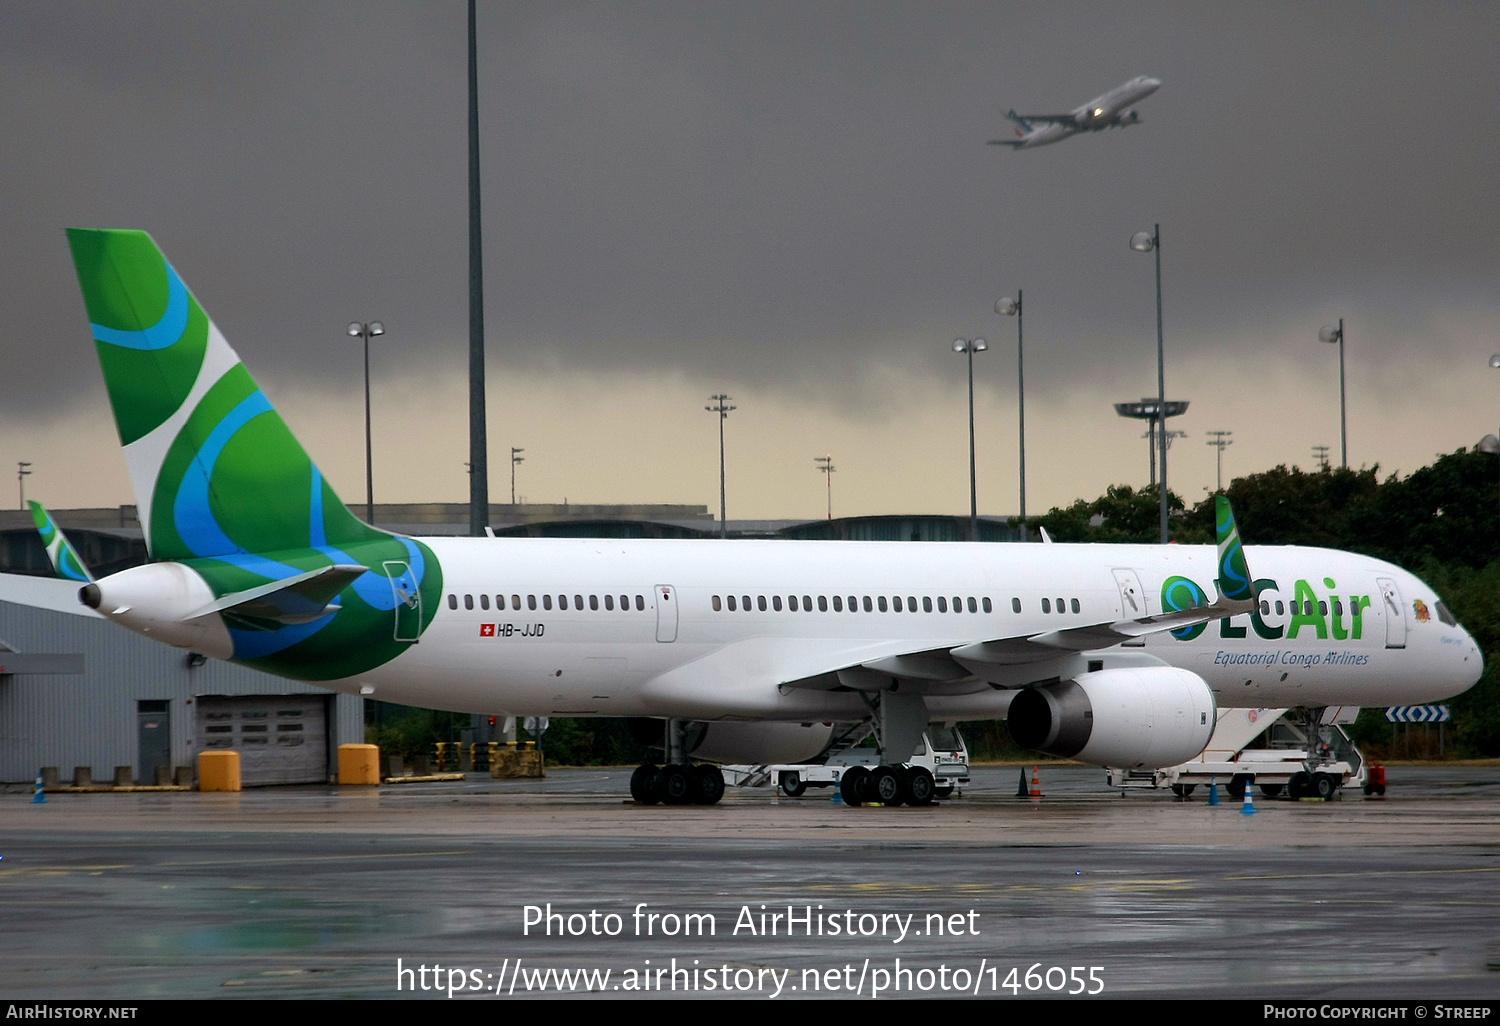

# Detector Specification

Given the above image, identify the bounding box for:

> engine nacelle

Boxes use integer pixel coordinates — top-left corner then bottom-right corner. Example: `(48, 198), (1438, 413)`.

(1007, 667), (1216, 769)
(686, 721), (835, 765)
(1117, 109), (1142, 125)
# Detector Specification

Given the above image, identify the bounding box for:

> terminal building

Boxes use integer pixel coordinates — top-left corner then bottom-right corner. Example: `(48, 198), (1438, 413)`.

(0, 503), (1021, 785)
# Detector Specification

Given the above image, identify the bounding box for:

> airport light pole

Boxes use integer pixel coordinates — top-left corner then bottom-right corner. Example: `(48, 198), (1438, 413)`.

(346, 321), (384, 524)
(815, 455), (835, 520)
(995, 293), (1026, 533)
(1312, 445), (1331, 470)
(1318, 318), (1348, 469)
(1206, 430), (1232, 493)
(17, 461), (30, 510)
(1482, 355), (1500, 537)
(1129, 225), (1170, 543)
(706, 395), (735, 538)
(953, 338), (988, 540)
(510, 447), (524, 505)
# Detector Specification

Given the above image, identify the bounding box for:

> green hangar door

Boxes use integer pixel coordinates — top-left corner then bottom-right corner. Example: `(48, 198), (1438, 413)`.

(195, 695), (330, 785)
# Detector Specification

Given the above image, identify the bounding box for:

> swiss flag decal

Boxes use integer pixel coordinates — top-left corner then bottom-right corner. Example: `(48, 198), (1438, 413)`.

(479, 623), (496, 637)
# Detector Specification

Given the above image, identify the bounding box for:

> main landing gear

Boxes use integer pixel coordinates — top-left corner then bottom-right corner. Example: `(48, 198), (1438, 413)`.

(837, 764), (937, 808)
(630, 763), (725, 806)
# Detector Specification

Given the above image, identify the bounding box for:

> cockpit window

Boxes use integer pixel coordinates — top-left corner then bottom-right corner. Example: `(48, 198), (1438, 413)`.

(1435, 600), (1458, 627)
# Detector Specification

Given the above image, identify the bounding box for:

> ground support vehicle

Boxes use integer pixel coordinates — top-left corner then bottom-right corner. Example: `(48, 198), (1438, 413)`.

(722, 725), (970, 806)
(1105, 706), (1370, 801)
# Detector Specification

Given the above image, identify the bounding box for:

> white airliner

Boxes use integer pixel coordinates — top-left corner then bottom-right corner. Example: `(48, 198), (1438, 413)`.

(3, 230), (1482, 809)
(989, 75), (1161, 149)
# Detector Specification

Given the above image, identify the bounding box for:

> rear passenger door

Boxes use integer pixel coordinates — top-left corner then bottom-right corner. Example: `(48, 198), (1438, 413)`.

(655, 585), (678, 642)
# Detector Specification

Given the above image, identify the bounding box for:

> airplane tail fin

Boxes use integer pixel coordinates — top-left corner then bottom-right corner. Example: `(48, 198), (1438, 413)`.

(65, 229), (382, 563)
(1214, 495), (1255, 603)
(1004, 108), (1033, 132)
(28, 501), (94, 582)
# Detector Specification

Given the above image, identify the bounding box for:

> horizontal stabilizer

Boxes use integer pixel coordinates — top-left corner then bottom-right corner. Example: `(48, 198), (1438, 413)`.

(185, 564), (368, 627)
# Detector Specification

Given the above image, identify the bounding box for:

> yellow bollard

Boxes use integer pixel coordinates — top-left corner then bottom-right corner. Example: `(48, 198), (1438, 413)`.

(338, 744), (381, 785)
(198, 750), (241, 791)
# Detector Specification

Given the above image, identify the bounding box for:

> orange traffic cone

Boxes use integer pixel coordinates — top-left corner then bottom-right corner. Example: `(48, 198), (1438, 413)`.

(1030, 765), (1042, 798)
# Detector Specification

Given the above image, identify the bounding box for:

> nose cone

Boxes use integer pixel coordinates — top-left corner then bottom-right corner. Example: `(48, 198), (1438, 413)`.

(1459, 623), (1484, 691)
(1140, 77), (1162, 95)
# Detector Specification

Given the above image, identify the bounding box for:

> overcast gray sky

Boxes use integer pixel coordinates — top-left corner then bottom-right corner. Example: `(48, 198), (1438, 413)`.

(3, 1), (1498, 521)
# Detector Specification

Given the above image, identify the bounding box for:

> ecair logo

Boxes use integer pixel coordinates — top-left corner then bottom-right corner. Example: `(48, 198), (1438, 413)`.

(1161, 576), (1372, 642)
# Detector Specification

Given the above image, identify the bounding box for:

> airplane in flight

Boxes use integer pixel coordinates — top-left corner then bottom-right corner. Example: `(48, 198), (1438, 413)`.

(989, 75), (1161, 149)
(3, 229), (1481, 809)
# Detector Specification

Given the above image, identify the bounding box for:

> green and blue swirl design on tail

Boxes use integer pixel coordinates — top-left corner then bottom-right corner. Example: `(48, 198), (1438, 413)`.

(1214, 495), (1253, 603)
(67, 228), (442, 681)
(28, 501), (92, 583)
(1161, 575), (1208, 640)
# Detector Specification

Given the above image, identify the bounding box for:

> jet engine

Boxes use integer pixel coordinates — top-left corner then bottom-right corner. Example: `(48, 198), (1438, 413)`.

(686, 721), (836, 765)
(1007, 667), (1215, 769)
(1116, 109), (1142, 125)
(79, 562), (233, 659)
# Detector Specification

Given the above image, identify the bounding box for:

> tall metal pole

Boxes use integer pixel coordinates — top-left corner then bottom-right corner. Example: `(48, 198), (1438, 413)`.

(510, 447), (524, 505)
(1016, 290), (1026, 528)
(815, 455), (834, 520)
(706, 395), (734, 538)
(467, 0), (489, 538)
(17, 461), (30, 510)
(967, 344), (977, 540)
(362, 330), (373, 524)
(1337, 316), (1347, 470)
(1153, 224), (1167, 545)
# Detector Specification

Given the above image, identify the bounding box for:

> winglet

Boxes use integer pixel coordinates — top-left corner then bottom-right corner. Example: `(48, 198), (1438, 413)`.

(28, 501), (94, 583)
(1214, 495), (1254, 603)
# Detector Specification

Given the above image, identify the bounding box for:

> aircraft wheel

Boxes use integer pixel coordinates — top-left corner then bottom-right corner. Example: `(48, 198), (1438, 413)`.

(778, 771), (806, 798)
(693, 765), (725, 805)
(1226, 775), (1249, 800)
(869, 766), (903, 806)
(903, 766), (936, 806)
(630, 764), (660, 805)
(840, 767), (867, 807)
(1312, 773), (1337, 801)
(1259, 783), (1284, 799)
(659, 764), (692, 805)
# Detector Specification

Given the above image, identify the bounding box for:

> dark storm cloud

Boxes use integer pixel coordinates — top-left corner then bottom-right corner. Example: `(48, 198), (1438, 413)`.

(1, 2), (1496, 423)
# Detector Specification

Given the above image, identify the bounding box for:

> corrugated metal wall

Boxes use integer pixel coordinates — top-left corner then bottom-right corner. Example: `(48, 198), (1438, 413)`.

(0, 600), (362, 783)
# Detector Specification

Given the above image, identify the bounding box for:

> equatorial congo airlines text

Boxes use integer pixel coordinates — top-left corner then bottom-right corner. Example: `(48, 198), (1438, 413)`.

(523, 903), (980, 943)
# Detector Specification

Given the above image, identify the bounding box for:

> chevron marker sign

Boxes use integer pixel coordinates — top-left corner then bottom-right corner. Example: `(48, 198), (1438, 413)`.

(1386, 706), (1451, 723)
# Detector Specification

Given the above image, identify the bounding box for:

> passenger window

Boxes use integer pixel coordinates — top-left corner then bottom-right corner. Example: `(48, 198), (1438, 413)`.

(512, 595), (521, 610)
(863, 596), (873, 612)
(1011, 597), (1021, 613)
(818, 596), (828, 612)
(725, 595), (735, 611)
(848, 596), (857, 612)
(542, 595), (552, 611)
(953, 597), (962, 613)
(712, 595), (722, 611)
(804, 595), (813, 611)
(464, 594), (474, 610)
(1319, 601), (1328, 616)
(833, 596), (843, 612)
(1055, 597), (1064, 612)
(982, 597), (992, 613)
(938, 597), (948, 613)
(758, 596), (767, 611)
(480, 594), (489, 610)
(788, 596), (798, 612)
(968, 597), (978, 613)
(1042, 598), (1051, 613)
(924, 597), (933, 613)
(636, 595), (645, 611)
(892, 596), (902, 612)
(447, 594), (457, 610)
(575, 594), (583, 609)
(878, 597), (888, 613)
(622, 595), (631, 610)
(559, 595), (569, 610)
(742, 595), (751, 611)
(1070, 598), (1080, 614)
(1276, 600), (1284, 616)
(590, 595), (599, 611)
(772, 596), (782, 612)
(1332, 599), (1342, 616)
(908, 596), (917, 612)
(606, 594), (615, 611)
(528, 595), (537, 611)
(1261, 600), (1270, 616)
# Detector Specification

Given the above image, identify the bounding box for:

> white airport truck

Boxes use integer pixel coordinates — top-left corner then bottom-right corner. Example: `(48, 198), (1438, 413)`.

(722, 725), (971, 799)
(1105, 706), (1375, 800)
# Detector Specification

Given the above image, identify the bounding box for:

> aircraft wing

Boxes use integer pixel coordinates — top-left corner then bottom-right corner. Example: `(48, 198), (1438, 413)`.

(1008, 112), (1078, 125)
(782, 495), (1256, 692)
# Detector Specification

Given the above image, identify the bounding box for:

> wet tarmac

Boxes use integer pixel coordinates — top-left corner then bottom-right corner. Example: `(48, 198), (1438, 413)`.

(2, 764), (1498, 1000)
